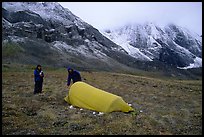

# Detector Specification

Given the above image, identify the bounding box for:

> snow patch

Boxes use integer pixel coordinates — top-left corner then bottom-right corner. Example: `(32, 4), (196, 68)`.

(52, 41), (107, 60)
(2, 2), (86, 27)
(2, 18), (13, 27)
(102, 30), (153, 61)
(84, 39), (90, 43)
(144, 22), (162, 39)
(7, 36), (25, 43)
(52, 41), (73, 52)
(177, 57), (202, 69)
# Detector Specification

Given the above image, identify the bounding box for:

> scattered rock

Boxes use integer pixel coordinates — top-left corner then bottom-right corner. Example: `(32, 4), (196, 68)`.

(69, 123), (85, 131)
(53, 121), (68, 127)
(139, 110), (143, 113)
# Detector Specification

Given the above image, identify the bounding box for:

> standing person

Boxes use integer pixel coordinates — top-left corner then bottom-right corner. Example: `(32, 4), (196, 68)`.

(34, 65), (44, 94)
(67, 67), (82, 87)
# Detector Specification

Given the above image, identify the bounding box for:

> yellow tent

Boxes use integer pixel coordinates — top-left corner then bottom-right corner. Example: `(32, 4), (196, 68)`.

(64, 81), (134, 113)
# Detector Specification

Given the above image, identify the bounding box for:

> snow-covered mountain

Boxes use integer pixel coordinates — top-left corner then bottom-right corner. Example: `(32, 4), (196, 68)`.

(2, 2), (88, 28)
(2, 2), (130, 70)
(2, 2), (202, 78)
(102, 22), (202, 69)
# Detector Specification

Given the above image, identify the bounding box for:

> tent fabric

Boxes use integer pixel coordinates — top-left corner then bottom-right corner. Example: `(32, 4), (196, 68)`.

(64, 81), (134, 113)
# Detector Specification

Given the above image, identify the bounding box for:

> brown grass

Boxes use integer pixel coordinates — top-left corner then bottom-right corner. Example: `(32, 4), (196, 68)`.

(2, 67), (202, 135)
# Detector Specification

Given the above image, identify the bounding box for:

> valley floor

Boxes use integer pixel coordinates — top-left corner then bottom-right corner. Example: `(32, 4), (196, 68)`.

(2, 67), (202, 135)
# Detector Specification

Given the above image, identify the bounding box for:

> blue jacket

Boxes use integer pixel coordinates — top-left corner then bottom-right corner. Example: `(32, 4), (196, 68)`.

(67, 70), (81, 86)
(34, 68), (44, 82)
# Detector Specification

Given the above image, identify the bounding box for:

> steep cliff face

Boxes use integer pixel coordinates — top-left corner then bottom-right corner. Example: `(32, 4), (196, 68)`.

(2, 2), (131, 71)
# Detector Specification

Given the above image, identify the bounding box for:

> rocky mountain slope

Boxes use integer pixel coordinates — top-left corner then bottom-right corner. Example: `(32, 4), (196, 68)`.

(2, 2), (131, 71)
(2, 2), (202, 78)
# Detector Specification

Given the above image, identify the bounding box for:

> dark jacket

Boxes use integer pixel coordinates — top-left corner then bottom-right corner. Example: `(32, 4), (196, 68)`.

(34, 68), (44, 82)
(67, 69), (81, 86)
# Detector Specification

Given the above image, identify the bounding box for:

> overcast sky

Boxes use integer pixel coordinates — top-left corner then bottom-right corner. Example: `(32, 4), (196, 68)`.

(59, 2), (202, 35)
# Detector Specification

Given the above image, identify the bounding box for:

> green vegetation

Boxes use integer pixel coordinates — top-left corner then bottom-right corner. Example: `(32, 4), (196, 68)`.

(2, 64), (202, 135)
(2, 42), (25, 57)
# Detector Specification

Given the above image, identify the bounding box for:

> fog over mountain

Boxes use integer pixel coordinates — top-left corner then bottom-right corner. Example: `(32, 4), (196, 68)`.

(59, 2), (202, 36)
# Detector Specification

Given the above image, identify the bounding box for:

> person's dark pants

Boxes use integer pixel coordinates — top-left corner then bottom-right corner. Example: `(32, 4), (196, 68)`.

(34, 81), (43, 94)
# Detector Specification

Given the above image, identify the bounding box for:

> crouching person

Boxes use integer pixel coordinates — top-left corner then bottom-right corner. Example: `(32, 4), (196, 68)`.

(67, 67), (82, 87)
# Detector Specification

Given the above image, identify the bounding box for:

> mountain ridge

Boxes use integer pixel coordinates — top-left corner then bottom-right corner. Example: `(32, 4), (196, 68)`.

(2, 2), (202, 79)
(101, 22), (202, 69)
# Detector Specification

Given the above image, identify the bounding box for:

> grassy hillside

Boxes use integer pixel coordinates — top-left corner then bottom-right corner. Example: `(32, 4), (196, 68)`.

(2, 64), (202, 135)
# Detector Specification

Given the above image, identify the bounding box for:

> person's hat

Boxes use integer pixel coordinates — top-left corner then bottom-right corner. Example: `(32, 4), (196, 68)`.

(67, 67), (72, 71)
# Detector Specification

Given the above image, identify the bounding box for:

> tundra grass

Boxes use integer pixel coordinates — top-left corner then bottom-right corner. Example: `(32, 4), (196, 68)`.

(2, 66), (202, 135)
